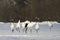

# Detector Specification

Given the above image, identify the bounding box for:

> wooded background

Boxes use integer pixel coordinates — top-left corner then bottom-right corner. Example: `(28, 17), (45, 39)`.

(0, 0), (60, 22)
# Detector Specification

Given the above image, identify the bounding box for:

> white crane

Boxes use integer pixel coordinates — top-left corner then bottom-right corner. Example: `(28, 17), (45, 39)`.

(10, 23), (14, 32)
(24, 20), (30, 33)
(35, 22), (40, 32)
(21, 22), (26, 29)
(16, 20), (21, 32)
(47, 21), (53, 31)
(27, 22), (36, 33)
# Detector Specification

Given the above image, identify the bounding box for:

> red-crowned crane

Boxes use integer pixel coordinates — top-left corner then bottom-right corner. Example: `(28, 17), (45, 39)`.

(10, 23), (14, 32)
(35, 22), (40, 33)
(47, 21), (53, 31)
(16, 20), (21, 32)
(24, 20), (30, 33)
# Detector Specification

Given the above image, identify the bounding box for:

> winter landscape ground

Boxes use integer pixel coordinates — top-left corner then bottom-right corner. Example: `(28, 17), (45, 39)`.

(0, 21), (60, 40)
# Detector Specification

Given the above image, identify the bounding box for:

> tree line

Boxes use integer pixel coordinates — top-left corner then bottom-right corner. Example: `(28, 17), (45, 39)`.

(0, 0), (60, 22)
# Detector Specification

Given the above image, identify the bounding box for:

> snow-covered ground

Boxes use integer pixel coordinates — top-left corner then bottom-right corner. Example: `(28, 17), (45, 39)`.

(0, 21), (60, 40)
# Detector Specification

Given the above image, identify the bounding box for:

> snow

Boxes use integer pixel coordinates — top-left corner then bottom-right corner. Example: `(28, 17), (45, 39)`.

(0, 21), (60, 40)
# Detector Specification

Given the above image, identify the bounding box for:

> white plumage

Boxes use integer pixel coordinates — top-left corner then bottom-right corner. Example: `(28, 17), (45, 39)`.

(27, 22), (36, 32)
(16, 20), (20, 28)
(27, 22), (36, 28)
(21, 22), (25, 29)
(16, 20), (21, 31)
(35, 23), (39, 29)
(10, 23), (14, 32)
(21, 20), (30, 29)
(24, 20), (30, 24)
(47, 21), (53, 31)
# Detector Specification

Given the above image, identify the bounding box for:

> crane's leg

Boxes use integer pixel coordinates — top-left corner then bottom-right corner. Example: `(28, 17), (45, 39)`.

(30, 29), (32, 33)
(16, 27), (20, 32)
(49, 25), (53, 32)
(35, 28), (39, 33)
(49, 26), (52, 32)
(25, 27), (28, 33)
